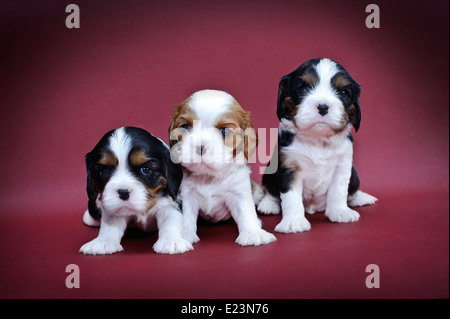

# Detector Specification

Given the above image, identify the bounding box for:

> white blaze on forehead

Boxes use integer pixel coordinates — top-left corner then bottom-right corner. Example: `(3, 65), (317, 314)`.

(101, 127), (150, 214)
(313, 58), (339, 91)
(189, 90), (235, 126)
(108, 127), (132, 169)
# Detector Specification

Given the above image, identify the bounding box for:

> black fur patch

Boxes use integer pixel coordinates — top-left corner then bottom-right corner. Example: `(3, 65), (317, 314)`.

(279, 130), (294, 147)
(348, 166), (360, 196)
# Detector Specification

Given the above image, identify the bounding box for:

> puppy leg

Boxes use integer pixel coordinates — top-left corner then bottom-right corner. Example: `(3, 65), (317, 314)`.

(79, 214), (128, 255)
(230, 191), (277, 246)
(275, 183), (311, 233)
(326, 159), (360, 223)
(153, 202), (194, 254)
(180, 191), (200, 244)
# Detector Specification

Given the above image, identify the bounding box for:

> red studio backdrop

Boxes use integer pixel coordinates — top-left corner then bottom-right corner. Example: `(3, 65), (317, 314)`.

(0, 0), (448, 299)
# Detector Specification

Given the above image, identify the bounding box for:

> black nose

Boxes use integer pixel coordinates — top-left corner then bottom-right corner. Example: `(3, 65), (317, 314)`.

(317, 104), (329, 116)
(117, 189), (130, 201)
(196, 145), (205, 156)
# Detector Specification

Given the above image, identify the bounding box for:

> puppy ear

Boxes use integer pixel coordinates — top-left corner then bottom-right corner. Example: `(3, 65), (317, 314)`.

(85, 152), (101, 220)
(85, 152), (97, 202)
(351, 99), (362, 132)
(168, 104), (181, 148)
(349, 83), (361, 132)
(243, 113), (258, 161)
(277, 76), (294, 121)
(162, 151), (183, 200)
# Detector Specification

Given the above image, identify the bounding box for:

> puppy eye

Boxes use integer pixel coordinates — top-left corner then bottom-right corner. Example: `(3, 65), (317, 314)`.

(339, 89), (348, 96)
(180, 124), (191, 130)
(140, 166), (152, 176)
(99, 167), (113, 179)
(297, 86), (309, 94)
(220, 127), (232, 138)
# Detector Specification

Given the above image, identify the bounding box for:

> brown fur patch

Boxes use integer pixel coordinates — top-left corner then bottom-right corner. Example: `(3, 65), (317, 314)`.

(282, 159), (302, 174)
(216, 100), (258, 160)
(331, 73), (351, 89)
(280, 152), (302, 174)
(168, 97), (198, 147)
(98, 151), (118, 166)
(283, 96), (299, 123)
(129, 148), (150, 167)
(345, 104), (356, 118)
(301, 72), (319, 87)
(145, 177), (167, 210)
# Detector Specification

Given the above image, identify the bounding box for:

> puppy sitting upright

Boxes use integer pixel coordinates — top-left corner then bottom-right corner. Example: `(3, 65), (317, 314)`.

(258, 58), (377, 233)
(80, 126), (193, 255)
(169, 90), (276, 246)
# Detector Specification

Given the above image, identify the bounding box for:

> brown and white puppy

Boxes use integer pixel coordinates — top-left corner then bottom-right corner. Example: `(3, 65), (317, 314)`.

(80, 126), (192, 255)
(258, 58), (377, 233)
(169, 90), (276, 246)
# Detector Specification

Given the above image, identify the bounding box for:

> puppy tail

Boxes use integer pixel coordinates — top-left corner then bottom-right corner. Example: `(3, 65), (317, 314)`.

(251, 179), (264, 205)
(83, 209), (101, 227)
(348, 190), (378, 207)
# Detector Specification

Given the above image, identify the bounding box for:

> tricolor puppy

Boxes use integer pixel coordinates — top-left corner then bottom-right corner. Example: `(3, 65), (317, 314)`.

(258, 58), (377, 233)
(80, 126), (193, 255)
(169, 90), (276, 246)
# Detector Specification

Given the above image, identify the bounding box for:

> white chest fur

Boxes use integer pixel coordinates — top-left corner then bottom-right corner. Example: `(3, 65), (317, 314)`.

(284, 134), (353, 213)
(180, 166), (251, 222)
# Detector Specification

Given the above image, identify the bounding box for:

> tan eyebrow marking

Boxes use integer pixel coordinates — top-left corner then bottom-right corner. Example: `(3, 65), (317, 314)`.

(332, 73), (351, 88)
(129, 148), (151, 167)
(300, 71), (319, 87)
(98, 151), (118, 166)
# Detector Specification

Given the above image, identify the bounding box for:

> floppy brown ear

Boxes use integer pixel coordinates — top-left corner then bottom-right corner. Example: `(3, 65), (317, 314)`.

(226, 100), (258, 161)
(168, 97), (196, 147)
(243, 112), (258, 161)
(168, 104), (181, 148)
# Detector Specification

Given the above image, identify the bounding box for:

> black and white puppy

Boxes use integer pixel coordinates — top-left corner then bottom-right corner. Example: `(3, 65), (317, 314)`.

(80, 126), (193, 255)
(258, 58), (377, 233)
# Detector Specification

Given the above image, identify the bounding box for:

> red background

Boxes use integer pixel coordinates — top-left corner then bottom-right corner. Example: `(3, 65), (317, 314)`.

(0, 0), (448, 298)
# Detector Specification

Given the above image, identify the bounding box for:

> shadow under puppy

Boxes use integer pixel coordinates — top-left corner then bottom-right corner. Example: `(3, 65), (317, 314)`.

(80, 126), (193, 255)
(258, 58), (377, 233)
(169, 90), (277, 246)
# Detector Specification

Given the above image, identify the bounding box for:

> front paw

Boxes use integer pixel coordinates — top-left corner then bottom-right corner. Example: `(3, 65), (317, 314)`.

(235, 229), (277, 246)
(326, 206), (360, 223)
(274, 216), (311, 233)
(257, 195), (281, 215)
(79, 238), (124, 255)
(183, 231), (200, 244)
(153, 236), (194, 254)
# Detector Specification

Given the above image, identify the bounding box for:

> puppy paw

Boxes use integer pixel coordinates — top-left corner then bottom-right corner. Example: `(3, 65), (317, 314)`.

(183, 231), (200, 244)
(257, 195), (281, 215)
(235, 229), (277, 246)
(348, 191), (378, 207)
(274, 216), (311, 233)
(326, 207), (360, 223)
(79, 238), (124, 255)
(153, 236), (194, 254)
